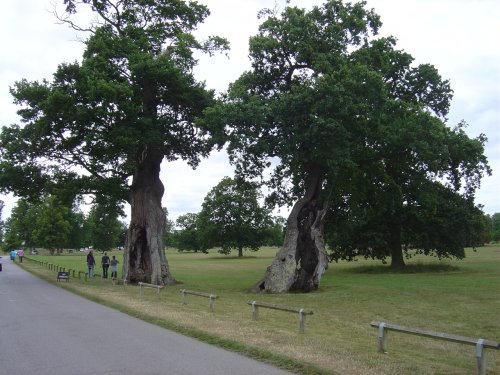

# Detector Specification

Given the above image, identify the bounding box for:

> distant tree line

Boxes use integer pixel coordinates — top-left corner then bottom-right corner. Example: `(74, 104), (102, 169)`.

(0, 196), (126, 255)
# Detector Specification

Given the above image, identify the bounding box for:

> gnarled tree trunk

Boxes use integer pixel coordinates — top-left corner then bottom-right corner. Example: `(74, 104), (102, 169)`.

(252, 168), (329, 293)
(123, 148), (177, 285)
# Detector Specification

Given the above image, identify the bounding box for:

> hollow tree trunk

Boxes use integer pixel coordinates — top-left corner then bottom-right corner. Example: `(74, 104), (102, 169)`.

(252, 168), (329, 293)
(123, 148), (177, 285)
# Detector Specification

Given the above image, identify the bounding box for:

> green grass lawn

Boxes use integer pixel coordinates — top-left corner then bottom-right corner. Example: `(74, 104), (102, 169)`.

(20, 245), (500, 375)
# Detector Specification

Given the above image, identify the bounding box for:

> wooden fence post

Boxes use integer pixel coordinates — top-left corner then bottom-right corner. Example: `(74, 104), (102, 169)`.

(378, 322), (388, 353)
(476, 339), (486, 375)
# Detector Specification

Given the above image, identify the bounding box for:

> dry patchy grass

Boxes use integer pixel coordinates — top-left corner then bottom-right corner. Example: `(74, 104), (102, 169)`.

(20, 245), (500, 375)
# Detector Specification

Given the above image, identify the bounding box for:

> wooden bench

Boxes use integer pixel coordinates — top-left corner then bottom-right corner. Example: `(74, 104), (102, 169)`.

(57, 271), (69, 282)
(180, 289), (218, 312)
(138, 282), (163, 296)
(247, 301), (313, 333)
(370, 321), (500, 375)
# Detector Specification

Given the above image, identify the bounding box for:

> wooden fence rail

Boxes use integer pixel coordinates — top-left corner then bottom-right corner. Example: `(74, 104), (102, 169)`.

(370, 321), (500, 375)
(112, 278), (127, 288)
(247, 301), (313, 333)
(180, 289), (218, 312)
(139, 282), (164, 296)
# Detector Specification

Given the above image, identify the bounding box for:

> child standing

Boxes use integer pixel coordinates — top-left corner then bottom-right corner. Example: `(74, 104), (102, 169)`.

(110, 255), (119, 279)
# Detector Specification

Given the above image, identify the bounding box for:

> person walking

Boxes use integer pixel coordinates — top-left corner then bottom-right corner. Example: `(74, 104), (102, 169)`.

(110, 255), (119, 279)
(87, 251), (96, 278)
(17, 249), (25, 263)
(101, 252), (110, 279)
(10, 249), (16, 263)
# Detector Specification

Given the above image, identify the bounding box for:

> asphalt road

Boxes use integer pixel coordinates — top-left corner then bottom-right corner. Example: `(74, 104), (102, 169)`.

(0, 259), (293, 375)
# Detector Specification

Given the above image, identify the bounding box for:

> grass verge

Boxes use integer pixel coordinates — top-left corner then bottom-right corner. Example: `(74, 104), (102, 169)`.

(18, 245), (500, 375)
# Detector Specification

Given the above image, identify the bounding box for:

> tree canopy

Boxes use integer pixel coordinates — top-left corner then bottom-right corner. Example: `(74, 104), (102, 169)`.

(492, 213), (500, 243)
(207, 0), (490, 291)
(0, 0), (227, 284)
(173, 213), (203, 252)
(32, 195), (72, 255)
(198, 177), (272, 257)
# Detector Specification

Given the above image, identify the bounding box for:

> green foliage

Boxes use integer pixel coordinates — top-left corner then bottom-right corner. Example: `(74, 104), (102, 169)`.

(87, 196), (122, 252)
(0, 0), (228, 206)
(264, 216), (286, 247)
(210, 0), (383, 206)
(1, 198), (41, 252)
(117, 221), (128, 248)
(66, 209), (88, 250)
(0, 200), (3, 248)
(209, 0), (490, 267)
(327, 182), (491, 263)
(173, 213), (203, 252)
(163, 207), (176, 248)
(32, 195), (72, 254)
(492, 213), (500, 242)
(198, 177), (272, 256)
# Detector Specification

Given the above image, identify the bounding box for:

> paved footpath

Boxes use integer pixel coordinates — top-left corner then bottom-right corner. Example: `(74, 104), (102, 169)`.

(0, 260), (293, 375)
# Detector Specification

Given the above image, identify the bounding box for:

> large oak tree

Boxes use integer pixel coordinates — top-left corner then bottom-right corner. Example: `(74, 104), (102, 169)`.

(0, 0), (227, 284)
(210, 1), (489, 292)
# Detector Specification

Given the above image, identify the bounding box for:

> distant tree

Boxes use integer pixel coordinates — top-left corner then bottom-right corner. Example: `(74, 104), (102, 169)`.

(66, 209), (87, 250)
(2, 198), (40, 252)
(1, 219), (21, 253)
(265, 216), (286, 247)
(87, 197), (122, 252)
(327, 182), (490, 264)
(32, 196), (71, 255)
(0, 200), (4, 247)
(163, 208), (176, 249)
(473, 209), (491, 246)
(492, 213), (500, 243)
(173, 213), (203, 252)
(117, 221), (128, 249)
(198, 177), (272, 257)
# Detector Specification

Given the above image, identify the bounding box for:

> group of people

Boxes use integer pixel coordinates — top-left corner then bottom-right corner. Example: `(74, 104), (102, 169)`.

(9, 249), (25, 263)
(0, 249), (25, 272)
(86, 251), (119, 279)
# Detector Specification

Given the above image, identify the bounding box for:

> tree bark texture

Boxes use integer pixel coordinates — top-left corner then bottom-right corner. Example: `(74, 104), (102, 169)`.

(123, 148), (177, 285)
(253, 168), (329, 293)
(389, 219), (405, 269)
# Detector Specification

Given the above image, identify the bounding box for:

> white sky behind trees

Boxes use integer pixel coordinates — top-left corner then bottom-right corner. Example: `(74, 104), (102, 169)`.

(0, 0), (499, 222)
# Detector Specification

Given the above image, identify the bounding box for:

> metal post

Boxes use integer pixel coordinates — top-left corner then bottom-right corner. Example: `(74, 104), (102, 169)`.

(476, 339), (486, 375)
(139, 282), (144, 296)
(251, 301), (258, 320)
(378, 322), (388, 353)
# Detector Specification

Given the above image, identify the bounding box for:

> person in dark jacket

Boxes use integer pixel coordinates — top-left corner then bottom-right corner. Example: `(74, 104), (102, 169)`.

(87, 251), (96, 278)
(101, 252), (110, 278)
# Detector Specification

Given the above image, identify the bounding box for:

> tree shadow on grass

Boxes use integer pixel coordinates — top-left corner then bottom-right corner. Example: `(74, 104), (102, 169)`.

(342, 263), (461, 274)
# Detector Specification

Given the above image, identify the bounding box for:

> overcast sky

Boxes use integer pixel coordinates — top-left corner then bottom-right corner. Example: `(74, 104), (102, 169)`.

(1, 0), (498, 222)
